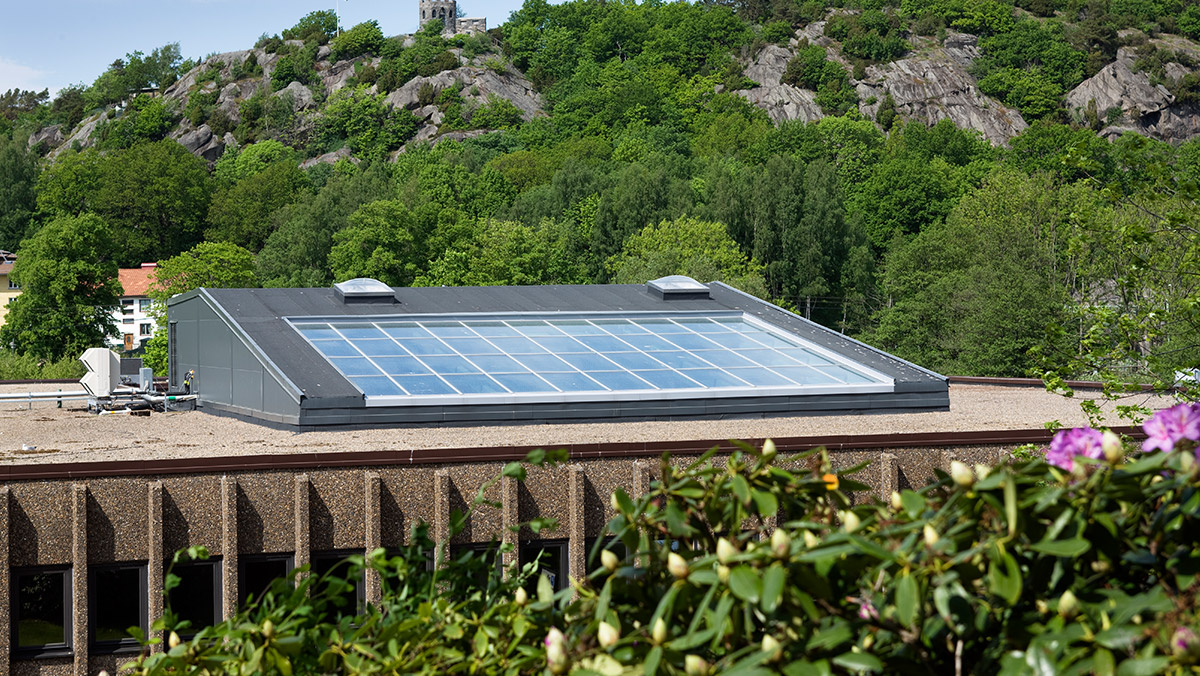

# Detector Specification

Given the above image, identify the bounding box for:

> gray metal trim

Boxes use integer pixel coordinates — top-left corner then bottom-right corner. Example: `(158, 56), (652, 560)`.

(193, 289), (306, 405)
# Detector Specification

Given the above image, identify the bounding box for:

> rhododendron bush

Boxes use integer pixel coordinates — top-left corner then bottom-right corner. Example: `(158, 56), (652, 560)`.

(127, 411), (1200, 675)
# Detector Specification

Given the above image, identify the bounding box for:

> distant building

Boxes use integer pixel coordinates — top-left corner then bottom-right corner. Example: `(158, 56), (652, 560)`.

(0, 250), (18, 328)
(109, 264), (158, 351)
(418, 0), (487, 36)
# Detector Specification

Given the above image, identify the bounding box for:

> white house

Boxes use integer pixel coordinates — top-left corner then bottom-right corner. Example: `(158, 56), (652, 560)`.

(109, 263), (158, 351)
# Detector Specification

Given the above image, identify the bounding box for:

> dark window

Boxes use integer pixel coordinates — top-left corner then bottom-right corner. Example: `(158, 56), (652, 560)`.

(519, 540), (569, 592)
(312, 552), (364, 622)
(448, 542), (502, 591)
(166, 560), (220, 636)
(13, 567), (71, 656)
(139, 323), (152, 337)
(90, 564), (147, 651)
(239, 554), (293, 607)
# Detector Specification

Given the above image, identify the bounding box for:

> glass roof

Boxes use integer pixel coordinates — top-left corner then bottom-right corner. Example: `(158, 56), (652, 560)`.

(290, 313), (893, 405)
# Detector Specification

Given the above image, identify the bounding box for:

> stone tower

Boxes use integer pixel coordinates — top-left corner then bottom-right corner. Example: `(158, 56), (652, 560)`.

(419, 0), (457, 35)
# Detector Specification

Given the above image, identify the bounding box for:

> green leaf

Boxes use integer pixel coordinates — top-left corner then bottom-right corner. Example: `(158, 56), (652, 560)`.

(988, 552), (1022, 605)
(595, 579), (612, 621)
(895, 571), (918, 627)
(806, 623), (852, 651)
(732, 474), (751, 505)
(501, 462), (526, 480)
(666, 502), (696, 537)
(900, 490), (925, 518)
(752, 489), (778, 517)
(762, 563), (785, 613)
(613, 488), (634, 516)
(1004, 477), (1018, 538)
(831, 652), (883, 673)
(538, 573), (554, 604)
(728, 565), (762, 604)
(1094, 626), (1144, 650)
(473, 627), (488, 657)
(1031, 538), (1090, 557)
(783, 659), (833, 676)
(645, 646), (663, 676)
(1115, 657), (1170, 676)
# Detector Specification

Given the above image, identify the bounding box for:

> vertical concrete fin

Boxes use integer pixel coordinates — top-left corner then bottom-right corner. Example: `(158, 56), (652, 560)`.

(878, 453), (899, 502)
(294, 475), (310, 589)
(364, 472), (382, 605)
(567, 465), (586, 588)
(632, 461), (652, 499)
(433, 470), (450, 565)
(147, 481), (164, 653)
(0, 487), (9, 676)
(500, 473), (519, 573)
(71, 483), (87, 676)
(221, 476), (239, 620)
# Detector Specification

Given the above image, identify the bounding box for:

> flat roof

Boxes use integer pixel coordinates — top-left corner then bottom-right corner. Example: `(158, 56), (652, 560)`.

(0, 382), (1171, 467)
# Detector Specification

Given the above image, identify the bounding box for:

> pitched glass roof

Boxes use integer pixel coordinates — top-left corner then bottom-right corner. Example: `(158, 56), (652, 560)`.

(290, 312), (893, 405)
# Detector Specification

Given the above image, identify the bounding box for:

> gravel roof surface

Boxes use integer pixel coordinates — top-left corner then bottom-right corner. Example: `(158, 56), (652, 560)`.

(0, 382), (1171, 466)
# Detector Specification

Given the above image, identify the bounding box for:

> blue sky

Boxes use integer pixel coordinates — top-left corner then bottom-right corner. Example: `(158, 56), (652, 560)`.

(0, 0), (526, 96)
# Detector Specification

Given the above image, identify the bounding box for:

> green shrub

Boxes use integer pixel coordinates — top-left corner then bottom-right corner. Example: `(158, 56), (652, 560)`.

(255, 33), (284, 53)
(782, 44), (859, 114)
(0, 350), (86, 380)
(470, 95), (524, 130)
(95, 95), (176, 149)
(183, 89), (218, 126)
(762, 20), (794, 45)
(270, 43), (319, 91)
(282, 10), (338, 45)
(329, 20), (385, 62)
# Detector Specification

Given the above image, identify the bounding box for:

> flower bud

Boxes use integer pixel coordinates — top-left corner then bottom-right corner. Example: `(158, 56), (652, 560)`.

(668, 552), (689, 579)
(610, 491), (620, 512)
(923, 524), (939, 548)
(717, 538), (737, 564)
(598, 621), (620, 649)
(1058, 590), (1079, 618)
(168, 631), (181, 649)
(840, 510), (861, 533)
(1036, 599), (1049, 615)
(685, 654), (710, 676)
(803, 530), (820, 548)
(601, 549), (619, 573)
(652, 617), (668, 645)
(771, 529), (791, 558)
(974, 464), (991, 480)
(262, 619), (275, 639)
(950, 461), (974, 487)
(890, 491), (903, 510)
(762, 634), (782, 662)
(1090, 559), (1111, 573)
(514, 586), (528, 606)
(762, 439), (777, 461)
(1102, 431), (1124, 463)
(717, 565), (731, 584)
(545, 627), (568, 674)
(1172, 627), (1200, 661)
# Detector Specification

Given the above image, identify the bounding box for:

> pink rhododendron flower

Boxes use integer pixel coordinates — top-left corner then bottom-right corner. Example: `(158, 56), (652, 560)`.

(1142, 402), (1200, 454)
(1045, 427), (1105, 471)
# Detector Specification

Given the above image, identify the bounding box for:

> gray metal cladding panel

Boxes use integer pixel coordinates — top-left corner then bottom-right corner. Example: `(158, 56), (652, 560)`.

(232, 368), (264, 411)
(262, 376), (301, 418)
(198, 365), (232, 404)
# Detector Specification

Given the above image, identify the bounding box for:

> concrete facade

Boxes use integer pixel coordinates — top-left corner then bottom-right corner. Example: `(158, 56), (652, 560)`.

(0, 439), (1017, 675)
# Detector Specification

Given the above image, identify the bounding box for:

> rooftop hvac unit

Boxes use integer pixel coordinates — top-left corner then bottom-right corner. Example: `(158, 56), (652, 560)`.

(80, 348), (121, 398)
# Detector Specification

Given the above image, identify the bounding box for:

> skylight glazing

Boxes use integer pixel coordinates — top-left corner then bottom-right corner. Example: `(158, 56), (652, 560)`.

(290, 313), (893, 404)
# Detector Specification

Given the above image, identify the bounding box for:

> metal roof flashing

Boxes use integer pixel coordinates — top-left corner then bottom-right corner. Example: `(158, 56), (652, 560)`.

(647, 276), (710, 300)
(334, 278), (398, 305)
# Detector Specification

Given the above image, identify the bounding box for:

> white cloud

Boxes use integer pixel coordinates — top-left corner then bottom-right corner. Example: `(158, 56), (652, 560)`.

(0, 57), (51, 93)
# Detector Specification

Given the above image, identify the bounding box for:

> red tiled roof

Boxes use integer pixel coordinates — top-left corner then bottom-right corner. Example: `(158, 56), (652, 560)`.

(118, 266), (156, 298)
(0, 263), (12, 277)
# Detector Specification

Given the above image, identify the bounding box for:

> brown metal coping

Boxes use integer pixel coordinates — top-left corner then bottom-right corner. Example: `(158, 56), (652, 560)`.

(0, 426), (1148, 482)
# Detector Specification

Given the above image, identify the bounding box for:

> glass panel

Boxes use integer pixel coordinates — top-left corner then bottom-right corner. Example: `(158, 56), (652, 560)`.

(94, 567), (142, 642)
(468, 354), (526, 372)
(575, 335), (634, 352)
(515, 354), (572, 371)
(350, 377), (405, 396)
(381, 324), (430, 339)
(632, 370), (702, 389)
(424, 322), (475, 337)
(701, 332), (767, 349)
(736, 349), (801, 367)
(585, 370), (652, 390)
(420, 356), (480, 374)
(442, 337), (500, 354)
(816, 364), (876, 384)
(778, 348), (834, 365)
(531, 336), (587, 353)
(468, 322), (519, 337)
(488, 337), (546, 353)
(596, 321), (648, 335)
(351, 339), (409, 356)
(773, 366), (839, 385)
(647, 351), (709, 369)
(373, 356), (430, 375)
(444, 374), (507, 394)
(664, 333), (720, 350)
(638, 318), (687, 332)
(725, 368), (794, 386)
(311, 340), (359, 357)
(392, 376), (456, 395)
(693, 350), (754, 368)
(675, 318), (730, 332)
(492, 373), (557, 392)
(619, 334), (677, 351)
(167, 563), (215, 636)
(605, 351), (667, 370)
(329, 358), (383, 377)
(679, 369), (748, 387)
(554, 321), (606, 336)
(296, 325), (340, 340)
(510, 321), (560, 336)
(312, 555), (360, 621)
(338, 326), (386, 340)
(558, 352), (620, 371)
(17, 571), (65, 648)
(540, 371), (605, 391)
(241, 558), (291, 605)
(402, 339), (453, 356)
